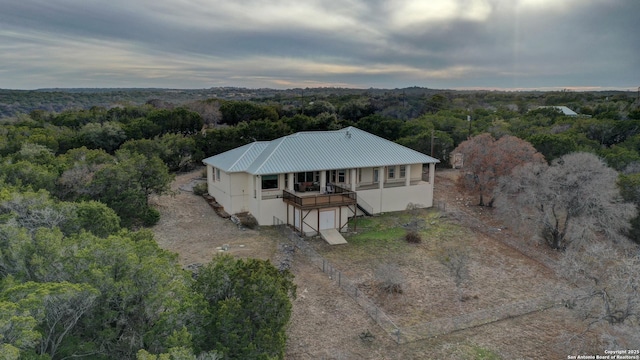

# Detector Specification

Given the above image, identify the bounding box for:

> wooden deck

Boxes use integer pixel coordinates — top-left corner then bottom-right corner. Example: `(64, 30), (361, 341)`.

(282, 186), (357, 209)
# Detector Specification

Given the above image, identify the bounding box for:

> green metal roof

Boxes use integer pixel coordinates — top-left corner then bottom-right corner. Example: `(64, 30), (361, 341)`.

(202, 126), (439, 175)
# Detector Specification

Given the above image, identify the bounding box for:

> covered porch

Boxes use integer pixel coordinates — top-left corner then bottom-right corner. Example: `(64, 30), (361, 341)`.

(261, 163), (433, 197)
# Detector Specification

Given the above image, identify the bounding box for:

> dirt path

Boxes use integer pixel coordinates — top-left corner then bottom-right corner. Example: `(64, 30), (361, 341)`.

(150, 168), (276, 265)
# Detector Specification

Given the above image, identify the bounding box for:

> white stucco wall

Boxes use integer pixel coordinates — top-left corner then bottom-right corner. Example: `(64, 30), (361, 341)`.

(207, 167), (253, 215)
(382, 182), (434, 211)
(207, 165), (232, 211)
(356, 163), (435, 214)
(357, 181), (434, 214)
(255, 197), (287, 226)
(208, 162), (437, 229)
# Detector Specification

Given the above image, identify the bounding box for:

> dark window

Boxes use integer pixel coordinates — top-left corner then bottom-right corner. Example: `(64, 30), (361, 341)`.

(262, 174), (278, 189)
(296, 171), (317, 183)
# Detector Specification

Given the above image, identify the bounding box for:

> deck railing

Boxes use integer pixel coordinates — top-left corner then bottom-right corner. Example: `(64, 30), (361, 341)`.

(282, 185), (357, 209)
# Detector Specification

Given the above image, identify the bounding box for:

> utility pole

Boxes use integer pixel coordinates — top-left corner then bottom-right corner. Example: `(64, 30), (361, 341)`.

(430, 129), (435, 157)
(467, 115), (472, 138)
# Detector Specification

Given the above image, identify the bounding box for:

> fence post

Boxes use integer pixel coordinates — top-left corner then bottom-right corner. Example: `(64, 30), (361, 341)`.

(338, 271), (341, 286)
(322, 259), (325, 272)
(396, 328), (401, 343)
(355, 287), (358, 298)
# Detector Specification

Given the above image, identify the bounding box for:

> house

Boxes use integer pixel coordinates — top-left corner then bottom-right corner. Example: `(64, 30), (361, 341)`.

(535, 106), (578, 116)
(202, 127), (440, 235)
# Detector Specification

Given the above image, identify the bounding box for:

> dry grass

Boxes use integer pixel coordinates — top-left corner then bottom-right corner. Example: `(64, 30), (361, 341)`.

(310, 209), (565, 325)
(150, 168), (277, 265)
(152, 168), (583, 359)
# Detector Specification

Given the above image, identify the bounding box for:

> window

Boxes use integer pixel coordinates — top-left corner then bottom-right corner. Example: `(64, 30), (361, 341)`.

(215, 168), (221, 181)
(262, 174), (278, 190)
(338, 169), (346, 183)
(296, 171), (318, 183)
(388, 166), (395, 179)
(373, 169), (379, 183)
(400, 165), (406, 178)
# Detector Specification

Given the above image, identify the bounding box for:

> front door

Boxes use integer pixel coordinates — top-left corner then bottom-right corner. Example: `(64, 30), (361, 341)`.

(373, 168), (379, 183)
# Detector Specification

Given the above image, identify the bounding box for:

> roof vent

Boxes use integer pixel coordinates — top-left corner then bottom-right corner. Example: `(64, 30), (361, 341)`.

(346, 130), (351, 139)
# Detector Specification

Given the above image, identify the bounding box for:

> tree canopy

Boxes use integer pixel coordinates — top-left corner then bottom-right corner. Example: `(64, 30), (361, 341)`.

(0, 188), (296, 359)
(452, 133), (545, 206)
(495, 152), (636, 250)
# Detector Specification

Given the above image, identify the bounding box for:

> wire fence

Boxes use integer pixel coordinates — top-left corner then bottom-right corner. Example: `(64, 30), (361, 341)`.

(273, 216), (403, 343)
(274, 216), (561, 344)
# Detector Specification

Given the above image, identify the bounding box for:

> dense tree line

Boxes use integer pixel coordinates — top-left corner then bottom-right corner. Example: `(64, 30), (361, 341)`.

(2, 91), (640, 229)
(2, 88), (639, 355)
(0, 99), (301, 358)
(0, 186), (295, 359)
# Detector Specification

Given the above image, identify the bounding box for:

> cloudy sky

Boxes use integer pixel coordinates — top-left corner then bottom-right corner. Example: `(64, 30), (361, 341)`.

(0, 0), (638, 90)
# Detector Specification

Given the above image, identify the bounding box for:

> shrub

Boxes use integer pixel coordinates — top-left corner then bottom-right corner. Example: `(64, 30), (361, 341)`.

(239, 213), (259, 229)
(405, 230), (422, 244)
(193, 182), (208, 196)
(141, 207), (161, 226)
(375, 263), (405, 294)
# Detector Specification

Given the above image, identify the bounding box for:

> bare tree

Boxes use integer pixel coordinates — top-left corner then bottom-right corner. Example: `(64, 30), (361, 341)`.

(496, 152), (640, 348)
(561, 242), (640, 324)
(185, 99), (223, 127)
(403, 203), (425, 243)
(0, 192), (73, 233)
(438, 244), (470, 301)
(495, 152), (636, 250)
(374, 263), (405, 294)
(557, 241), (640, 350)
(452, 133), (545, 206)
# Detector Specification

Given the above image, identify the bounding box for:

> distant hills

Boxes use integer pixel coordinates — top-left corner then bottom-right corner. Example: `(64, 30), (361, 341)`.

(0, 87), (635, 119)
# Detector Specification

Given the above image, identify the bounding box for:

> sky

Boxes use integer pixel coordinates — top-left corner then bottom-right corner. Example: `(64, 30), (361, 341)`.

(0, 0), (638, 91)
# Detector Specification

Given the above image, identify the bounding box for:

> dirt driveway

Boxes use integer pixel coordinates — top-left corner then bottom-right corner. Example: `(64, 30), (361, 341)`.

(151, 168), (581, 359)
(150, 169), (277, 265)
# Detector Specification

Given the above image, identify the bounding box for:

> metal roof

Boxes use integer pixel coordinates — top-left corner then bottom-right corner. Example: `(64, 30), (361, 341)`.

(202, 126), (440, 175)
(537, 106), (578, 116)
(202, 142), (269, 173)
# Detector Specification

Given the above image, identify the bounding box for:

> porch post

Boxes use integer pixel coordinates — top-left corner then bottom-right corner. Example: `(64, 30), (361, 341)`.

(250, 173), (256, 199)
(405, 164), (411, 187)
(320, 171), (327, 190)
(350, 168), (357, 191)
(429, 163), (436, 184)
(287, 173), (294, 191)
(378, 166), (384, 190)
(256, 175), (262, 200)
